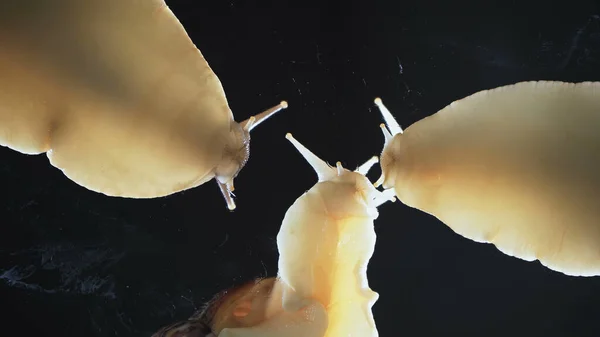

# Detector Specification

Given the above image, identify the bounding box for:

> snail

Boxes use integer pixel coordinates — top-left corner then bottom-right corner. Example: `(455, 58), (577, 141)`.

(0, 0), (287, 210)
(152, 133), (396, 336)
(374, 81), (600, 277)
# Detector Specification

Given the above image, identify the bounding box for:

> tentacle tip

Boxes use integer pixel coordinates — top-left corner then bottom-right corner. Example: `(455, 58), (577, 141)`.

(217, 180), (237, 211)
(336, 161), (344, 175)
(373, 98), (404, 136)
(284, 133), (336, 181)
(245, 101), (287, 132)
(374, 97), (382, 105)
(373, 173), (385, 188)
(224, 193), (236, 211)
(355, 156), (379, 175)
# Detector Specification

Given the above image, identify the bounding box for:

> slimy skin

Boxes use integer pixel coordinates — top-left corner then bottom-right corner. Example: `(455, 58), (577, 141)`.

(152, 133), (395, 337)
(0, 0), (287, 210)
(374, 81), (600, 277)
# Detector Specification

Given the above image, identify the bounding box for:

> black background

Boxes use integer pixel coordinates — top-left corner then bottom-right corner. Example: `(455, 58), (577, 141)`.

(2, 0), (600, 336)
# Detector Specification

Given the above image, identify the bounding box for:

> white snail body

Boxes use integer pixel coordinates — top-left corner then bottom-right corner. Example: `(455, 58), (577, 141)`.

(375, 81), (600, 277)
(0, 0), (286, 210)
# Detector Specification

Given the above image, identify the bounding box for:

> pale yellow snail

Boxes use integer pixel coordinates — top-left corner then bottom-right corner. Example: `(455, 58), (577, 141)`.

(373, 81), (600, 277)
(0, 0), (287, 210)
(152, 133), (396, 337)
